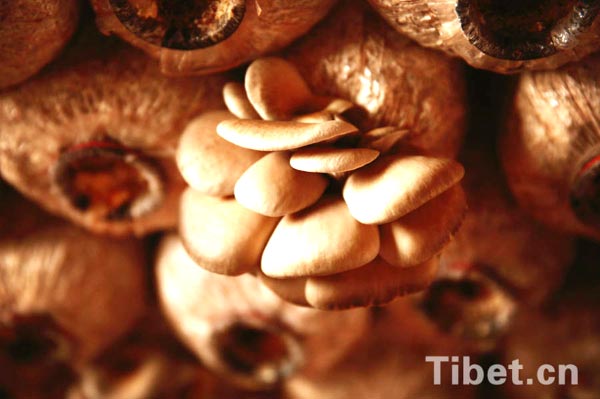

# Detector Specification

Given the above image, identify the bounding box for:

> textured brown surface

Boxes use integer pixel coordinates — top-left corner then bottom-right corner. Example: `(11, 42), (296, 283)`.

(501, 53), (600, 241)
(156, 235), (369, 390)
(0, 0), (79, 89)
(0, 26), (227, 236)
(285, 0), (467, 158)
(368, 0), (600, 73)
(90, 0), (338, 75)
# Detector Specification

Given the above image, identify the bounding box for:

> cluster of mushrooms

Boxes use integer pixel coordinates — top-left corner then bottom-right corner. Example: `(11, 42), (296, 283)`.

(1, 0), (600, 398)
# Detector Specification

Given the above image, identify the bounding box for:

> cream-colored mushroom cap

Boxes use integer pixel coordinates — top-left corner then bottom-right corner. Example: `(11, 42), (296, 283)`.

(261, 197), (379, 278)
(223, 82), (260, 120)
(217, 119), (358, 152)
(177, 111), (264, 196)
(290, 147), (380, 174)
(305, 257), (439, 310)
(245, 57), (314, 121)
(234, 152), (328, 217)
(258, 271), (311, 308)
(293, 111), (335, 123)
(359, 127), (410, 153)
(180, 188), (279, 275)
(343, 155), (464, 224)
(380, 185), (467, 268)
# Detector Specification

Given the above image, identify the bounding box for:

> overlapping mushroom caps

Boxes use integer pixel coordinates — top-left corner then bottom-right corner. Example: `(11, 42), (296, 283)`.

(156, 235), (369, 390)
(0, 25), (227, 236)
(89, 0), (337, 76)
(177, 57), (467, 310)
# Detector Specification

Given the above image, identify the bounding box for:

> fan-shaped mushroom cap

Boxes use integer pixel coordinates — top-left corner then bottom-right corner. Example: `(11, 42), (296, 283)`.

(180, 188), (279, 275)
(261, 257), (439, 310)
(223, 82), (260, 120)
(261, 197), (380, 278)
(380, 185), (467, 268)
(217, 119), (358, 151)
(290, 147), (380, 174)
(245, 57), (315, 121)
(343, 155), (464, 224)
(304, 257), (439, 310)
(234, 152), (328, 217)
(359, 127), (411, 153)
(177, 111), (264, 196)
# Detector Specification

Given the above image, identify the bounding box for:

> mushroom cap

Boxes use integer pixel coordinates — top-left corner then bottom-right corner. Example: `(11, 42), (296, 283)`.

(304, 257), (439, 310)
(343, 155), (464, 224)
(284, 0), (467, 157)
(180, 188), (279, 275)
(177, 110), (265, 196)
(359, 127), (411, 153)
(156, 234), (370, 389)
(261, 257), (439, 310)
(217, 119), (358, 151)
(234, 152), (328, 217)
(245, 57), (315, 121)
(380, 185), (467, 268)
(290, 147), (380, 174)
(442, 146), (575, 306)
(223, 82), (260, 120)
(261, 197), (380, 278)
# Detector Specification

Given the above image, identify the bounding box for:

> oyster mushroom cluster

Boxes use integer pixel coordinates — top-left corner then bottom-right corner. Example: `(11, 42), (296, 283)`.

(177, 57), (467, 310)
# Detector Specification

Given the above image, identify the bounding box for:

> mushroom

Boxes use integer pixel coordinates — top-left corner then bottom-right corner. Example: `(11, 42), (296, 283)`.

(367, 0), (600, 74)
(284, 0), (467, 158)
(156, 234), (369, 390)
(0, 23), (228, 236)
(177, 56), (467, 309)
(500, 53), (600, 241)
(423, 131), (575, 350)
(0, 194), (147, 399)
(89, 0), (338, 76)
(0, 0), (79, 89)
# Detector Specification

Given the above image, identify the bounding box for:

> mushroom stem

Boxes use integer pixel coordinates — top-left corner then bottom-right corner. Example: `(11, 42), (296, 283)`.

(53, 141), (165, 221)
(456, 0), (600, 60)
(108, 0), (245, 49)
